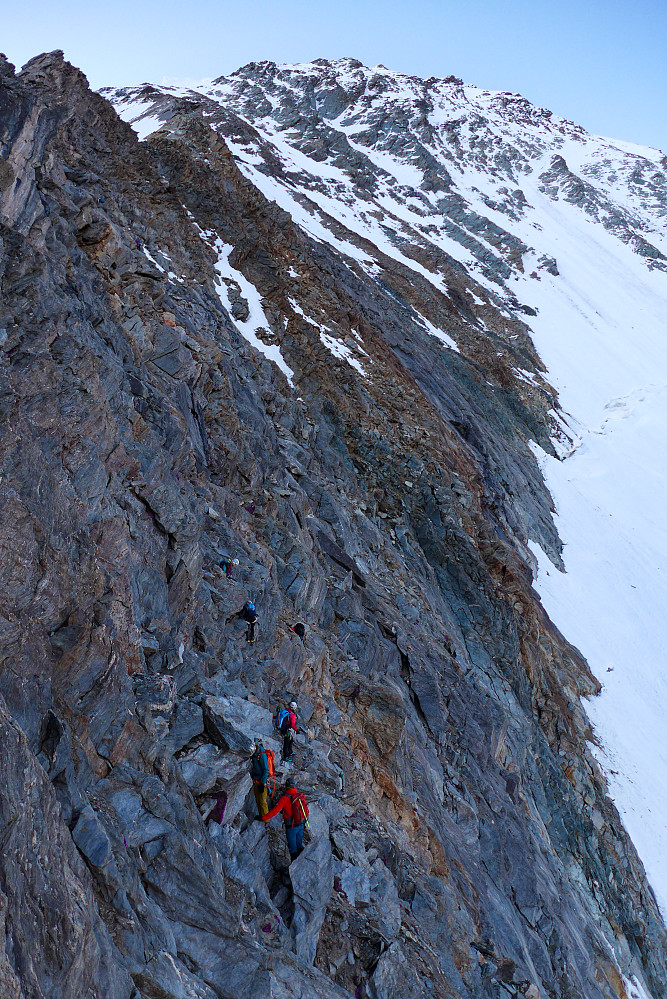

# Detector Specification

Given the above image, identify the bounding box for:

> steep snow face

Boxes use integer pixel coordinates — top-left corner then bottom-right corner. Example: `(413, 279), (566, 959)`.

(105, 60), (667, 911)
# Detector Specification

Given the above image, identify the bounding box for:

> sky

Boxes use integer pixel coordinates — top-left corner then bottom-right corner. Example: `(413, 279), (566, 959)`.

(2, 0), (666, 150)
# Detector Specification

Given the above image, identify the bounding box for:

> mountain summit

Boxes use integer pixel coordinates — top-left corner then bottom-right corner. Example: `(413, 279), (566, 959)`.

(0, 51), (666, 999)
(108, 57), (667, 294)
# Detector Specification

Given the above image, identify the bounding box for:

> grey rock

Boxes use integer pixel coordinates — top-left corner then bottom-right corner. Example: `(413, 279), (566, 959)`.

(0, 698), (132, 998)
(203, 694), (279, 753)
(334, 859), (370, 906)
(369, 859), (402, 941)
(72, 805), (114, 868)
(331, 825), (367, 867)
(133, 950), (219, 999)
(0, 49), (664, 999)
(368, 941), (432, 999)
(212, 825), (275, 914)
(290, 804), (334, 965)
(179, 744), (252, 822)
(167, 698), (204, 752)
(110, 788), (174, 847)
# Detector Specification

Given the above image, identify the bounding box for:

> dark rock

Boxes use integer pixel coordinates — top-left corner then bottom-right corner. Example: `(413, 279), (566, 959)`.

(167, 698), (204, 753)
(72, 804), (114, 867)
(368, 941), (432, 999)
(291, 805), (334, 965)
(202, 694), (279, 753)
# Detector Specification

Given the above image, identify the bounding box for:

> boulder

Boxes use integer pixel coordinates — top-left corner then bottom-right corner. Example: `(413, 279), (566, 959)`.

(167, 700), (204, 754)
(132, 950), (219, 999)
(241, 817), (274, 885)
(212, 825), (276, 916)
(290, 804), (333, 965)
(368, 941), (432, 999)
(72, 805), (113, 868)
(334, 859), (370, 907)
(110, 788), (174, 848)
(179, 744), (251, 823)
(202, 695), (279, 753)
(369, 859), (401, 942)
(331, 826), (368, 868)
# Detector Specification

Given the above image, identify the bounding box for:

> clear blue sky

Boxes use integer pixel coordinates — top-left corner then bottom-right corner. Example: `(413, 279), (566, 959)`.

(4, 0), (666, 150)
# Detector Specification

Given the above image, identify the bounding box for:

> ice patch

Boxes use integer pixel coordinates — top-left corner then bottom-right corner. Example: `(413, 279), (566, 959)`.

(114, 99), (164, 140)
(212, 239), (295, 385)
(413, 312), (459, 352)
(193, 227), (295, 386)
(288, 298), (368, 375)
(142, 246), (165, 272)
(319, 330), (366, 376)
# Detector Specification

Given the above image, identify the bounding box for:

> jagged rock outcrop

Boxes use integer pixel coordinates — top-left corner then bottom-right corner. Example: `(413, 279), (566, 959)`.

(0, 50), (665, 999)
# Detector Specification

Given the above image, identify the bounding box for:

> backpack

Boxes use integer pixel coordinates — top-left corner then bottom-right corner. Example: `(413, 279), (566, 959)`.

(246, 601), (255, 613)
(265, 748), (276, 796)
(288, 789), (309, 827)
(274, 708), (290, 734)
(252, 745), (274, 786)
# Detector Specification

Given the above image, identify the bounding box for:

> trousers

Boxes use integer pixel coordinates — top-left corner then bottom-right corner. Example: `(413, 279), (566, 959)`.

(285, 822), (304, 858)
(253, 782), (268, 817)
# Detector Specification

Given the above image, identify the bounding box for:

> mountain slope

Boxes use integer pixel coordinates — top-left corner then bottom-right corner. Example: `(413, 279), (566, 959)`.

(108, 58), (667, 913)
(0, 49), (665, 999)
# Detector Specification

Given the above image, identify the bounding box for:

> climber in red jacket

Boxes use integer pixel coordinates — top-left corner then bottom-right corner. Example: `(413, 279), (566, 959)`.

(261, 785), (309, 862)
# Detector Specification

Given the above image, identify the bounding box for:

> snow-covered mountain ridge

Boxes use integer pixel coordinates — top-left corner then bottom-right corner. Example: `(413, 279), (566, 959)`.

(108, 57), (667, 300)
(106, 59), (667, 914)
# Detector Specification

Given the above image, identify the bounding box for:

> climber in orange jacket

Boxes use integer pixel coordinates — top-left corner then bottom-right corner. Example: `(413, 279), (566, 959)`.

(261, 785), (309, 862)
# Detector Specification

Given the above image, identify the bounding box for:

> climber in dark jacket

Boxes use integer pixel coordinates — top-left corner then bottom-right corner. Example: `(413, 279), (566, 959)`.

(238, 600), (258, 644)
(250, 741), (270, 817)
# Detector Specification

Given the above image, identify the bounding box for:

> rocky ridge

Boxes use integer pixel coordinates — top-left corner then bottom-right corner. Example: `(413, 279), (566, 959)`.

(0, 50), (665, 999)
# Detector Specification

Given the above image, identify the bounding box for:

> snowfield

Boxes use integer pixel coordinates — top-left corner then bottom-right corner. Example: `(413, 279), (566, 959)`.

(105, 61), (667, 915)
(505, 163), (667, 914)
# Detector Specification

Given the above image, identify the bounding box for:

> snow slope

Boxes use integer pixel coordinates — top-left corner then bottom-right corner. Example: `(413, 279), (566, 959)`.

(105, 60), (667, 912)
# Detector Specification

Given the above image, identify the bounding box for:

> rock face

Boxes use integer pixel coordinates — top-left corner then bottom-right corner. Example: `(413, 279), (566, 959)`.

(0, 49), (665, 999)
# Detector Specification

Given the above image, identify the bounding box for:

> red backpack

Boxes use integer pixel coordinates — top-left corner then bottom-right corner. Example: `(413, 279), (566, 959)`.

(288, 789), (309, 827)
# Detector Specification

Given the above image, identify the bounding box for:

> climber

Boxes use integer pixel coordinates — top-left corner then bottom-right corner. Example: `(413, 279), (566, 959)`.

(290, 622), (306, 641)
(260, 783), (309, 862)
(249, 740), (270, 817)
(274, 701), (298, 763)
(238, 600), (258, 644)
(221, 556), (239, 579)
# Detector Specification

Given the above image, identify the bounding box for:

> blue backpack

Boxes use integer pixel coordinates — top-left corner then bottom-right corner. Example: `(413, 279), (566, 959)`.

(274, 708), (290, 734)
(246, 601), (255, 613)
